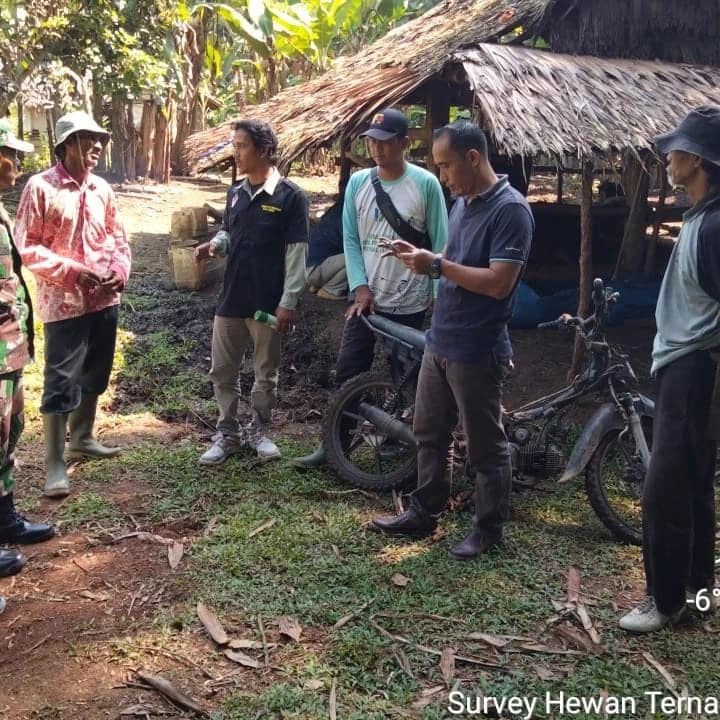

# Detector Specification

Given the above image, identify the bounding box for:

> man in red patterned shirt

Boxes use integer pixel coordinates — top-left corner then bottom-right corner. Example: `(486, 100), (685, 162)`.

(15, 112), (131, 498)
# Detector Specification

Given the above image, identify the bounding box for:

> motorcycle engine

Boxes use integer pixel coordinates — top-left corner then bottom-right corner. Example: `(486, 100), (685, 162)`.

(508, 426), (563, 478)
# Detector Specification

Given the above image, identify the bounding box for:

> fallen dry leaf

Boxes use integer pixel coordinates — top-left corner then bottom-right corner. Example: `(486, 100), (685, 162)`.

(466, 632), (512, 648)
(303, 679), (324, 691)
(79, 590), (111, 602)
(224, 648), (261, 668)
(391, 573), (410, 587)
(440, 647), (455, 686)
(642, 651), (677, 690)
(228, 638), (275, 651)
(203, 516), (218, 538)
(555, 623), (604, 655)
(248, 518), (277, 538)
(411, 685), (445, 711)
(575, 603), (603, 646)
(168, 541), (184, 570)
(278, 615), (302, 642)
(329, 677), (337, 720)
(567, 566), (581, 604)
(197, 602), (229, 646)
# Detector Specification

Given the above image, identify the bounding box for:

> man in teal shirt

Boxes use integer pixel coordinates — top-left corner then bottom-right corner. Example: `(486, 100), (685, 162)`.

(294, 108), (447, 468)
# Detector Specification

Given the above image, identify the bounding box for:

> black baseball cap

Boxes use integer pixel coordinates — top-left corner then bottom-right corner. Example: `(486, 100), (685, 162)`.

(360, 108), (409, 141)
(655, 105), (720, 166)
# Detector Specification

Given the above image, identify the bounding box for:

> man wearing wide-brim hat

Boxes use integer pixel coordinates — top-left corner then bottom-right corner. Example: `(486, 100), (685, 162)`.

(620, 105), (720, 633)
(0, 120), (55, 613)
(14, 111), (131, 499)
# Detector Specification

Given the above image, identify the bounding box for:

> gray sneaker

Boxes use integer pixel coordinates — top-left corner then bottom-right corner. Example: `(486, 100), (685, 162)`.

(0, 596), (5, 614)
(619, 595), (685, 633)
(199, 435), (243, 465)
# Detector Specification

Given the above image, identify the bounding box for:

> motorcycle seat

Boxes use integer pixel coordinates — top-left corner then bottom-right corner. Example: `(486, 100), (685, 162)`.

(365, 314), (427, 350)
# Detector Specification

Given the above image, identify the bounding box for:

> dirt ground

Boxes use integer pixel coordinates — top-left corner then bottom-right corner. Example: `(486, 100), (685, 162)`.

(0, 174), (657, 719)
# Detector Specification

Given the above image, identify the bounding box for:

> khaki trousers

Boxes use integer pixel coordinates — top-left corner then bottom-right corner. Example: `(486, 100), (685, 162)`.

(307, 254), (348, 297)
(209, 315), (282, 439)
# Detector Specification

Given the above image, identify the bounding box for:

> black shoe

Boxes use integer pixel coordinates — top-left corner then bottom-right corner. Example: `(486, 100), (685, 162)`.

(0, 548), (25, 577)
(372, 505), (437, 539)
(449, 529), (501, 560)
(0, 515), (55, 545)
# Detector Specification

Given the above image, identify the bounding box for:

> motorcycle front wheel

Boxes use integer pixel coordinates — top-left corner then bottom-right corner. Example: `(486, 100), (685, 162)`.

(584, 415), (653, 545)
(322, 372), (417, 491)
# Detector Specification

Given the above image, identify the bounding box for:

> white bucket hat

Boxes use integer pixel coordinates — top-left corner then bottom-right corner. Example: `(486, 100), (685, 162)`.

(0, 119), (33, 153)
(54, 111), (110, 150)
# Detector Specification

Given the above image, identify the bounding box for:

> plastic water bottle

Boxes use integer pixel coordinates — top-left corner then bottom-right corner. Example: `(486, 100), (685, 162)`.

(254, 310), (278, 328)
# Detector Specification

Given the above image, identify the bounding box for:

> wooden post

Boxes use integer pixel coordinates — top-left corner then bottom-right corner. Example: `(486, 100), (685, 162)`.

(568, 159), (594, 381)
(125, 101), (136, 182)
(426, 80), (450, 174)
(339, 136), (352, 188)
(644, 162), (668, 278)
(614, 150), (651, 278)
(556, 166), (564, 203)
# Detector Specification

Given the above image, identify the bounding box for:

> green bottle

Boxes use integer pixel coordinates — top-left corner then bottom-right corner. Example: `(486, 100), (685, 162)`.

(254, 310), (278, 328)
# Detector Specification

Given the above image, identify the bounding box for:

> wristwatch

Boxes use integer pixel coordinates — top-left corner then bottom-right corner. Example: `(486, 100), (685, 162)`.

(429, 254), (443, 280)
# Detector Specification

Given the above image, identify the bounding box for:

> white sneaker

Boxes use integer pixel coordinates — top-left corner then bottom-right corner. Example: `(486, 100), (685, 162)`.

(619, 595), (685, 633)
(249, 433), (281, 462)
(199, 435), (243, 465)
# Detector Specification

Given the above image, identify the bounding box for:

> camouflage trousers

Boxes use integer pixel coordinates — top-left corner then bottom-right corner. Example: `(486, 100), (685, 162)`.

(0, 371), (24, 498)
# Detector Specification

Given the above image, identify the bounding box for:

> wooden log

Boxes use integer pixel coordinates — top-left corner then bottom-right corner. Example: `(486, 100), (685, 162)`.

(568, 160), (594, 381)
(136, 671), (208, 716)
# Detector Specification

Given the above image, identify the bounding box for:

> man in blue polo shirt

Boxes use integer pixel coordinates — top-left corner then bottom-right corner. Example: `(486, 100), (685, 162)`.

(372, 120), (534, 559)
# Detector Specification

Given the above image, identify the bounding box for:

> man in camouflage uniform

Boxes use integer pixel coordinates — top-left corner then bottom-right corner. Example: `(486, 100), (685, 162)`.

(0, 120), (55, 612)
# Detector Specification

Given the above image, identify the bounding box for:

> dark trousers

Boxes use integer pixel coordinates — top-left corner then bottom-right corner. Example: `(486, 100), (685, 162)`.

(643, 349), (718, 615)
(334, 310), (425, 387)
(41, 306), (119, 414)
(411, 349), (511, 534)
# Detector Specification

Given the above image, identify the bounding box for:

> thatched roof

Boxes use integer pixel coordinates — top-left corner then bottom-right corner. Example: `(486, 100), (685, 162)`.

(460, 44), (720, 158)
(185, 0), (720, 172)
(534, 0), (720, 66)
(186, 0), (543, 172)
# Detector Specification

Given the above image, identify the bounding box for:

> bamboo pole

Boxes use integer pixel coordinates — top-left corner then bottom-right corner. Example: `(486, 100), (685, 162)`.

(568, 159), (594, 381)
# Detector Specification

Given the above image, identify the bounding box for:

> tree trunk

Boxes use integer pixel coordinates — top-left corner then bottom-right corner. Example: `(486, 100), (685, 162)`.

(614, 150), (651, 279)
(45, 110), (55, 159)
(110, 96), (128, 180)
(92, 87), (108, 172)
(16, 100), (24, 141)
(151, 99), (175, 183)
(568, 160), (594, 381)
(171, 18), (207, 175)
(124, 102), (136, 183)
(138, 100), (156, 179)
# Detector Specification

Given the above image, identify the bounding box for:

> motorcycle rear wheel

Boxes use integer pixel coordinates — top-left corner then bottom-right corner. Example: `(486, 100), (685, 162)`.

(584, 416), (653, 545)
(322, 372), (417, 491)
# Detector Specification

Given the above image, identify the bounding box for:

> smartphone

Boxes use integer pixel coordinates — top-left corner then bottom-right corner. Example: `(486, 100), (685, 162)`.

(377, 237), (403, 252)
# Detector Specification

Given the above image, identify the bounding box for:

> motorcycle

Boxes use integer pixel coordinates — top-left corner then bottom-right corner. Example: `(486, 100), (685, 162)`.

(322, 279), (653, 545)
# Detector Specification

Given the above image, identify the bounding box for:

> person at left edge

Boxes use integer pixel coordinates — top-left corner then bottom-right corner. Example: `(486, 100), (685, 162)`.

(0, 120), (55, 603)
(14, 111), (131, 499)
(195, 119), (309, 464)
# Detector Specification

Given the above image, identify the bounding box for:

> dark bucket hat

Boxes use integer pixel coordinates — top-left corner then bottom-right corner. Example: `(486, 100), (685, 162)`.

(655, 105), (720, 166)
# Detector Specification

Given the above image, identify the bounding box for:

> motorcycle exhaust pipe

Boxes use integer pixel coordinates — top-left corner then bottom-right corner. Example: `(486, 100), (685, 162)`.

(357, 403), (416, 446)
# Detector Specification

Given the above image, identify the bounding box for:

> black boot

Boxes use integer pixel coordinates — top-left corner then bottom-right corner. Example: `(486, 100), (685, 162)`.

(449, 529), (501, 560)
(0, 493), (55, 545)
(372, 498), (437, 538)
(0, 547), (25, 577)
(449, 465), (511, 560)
